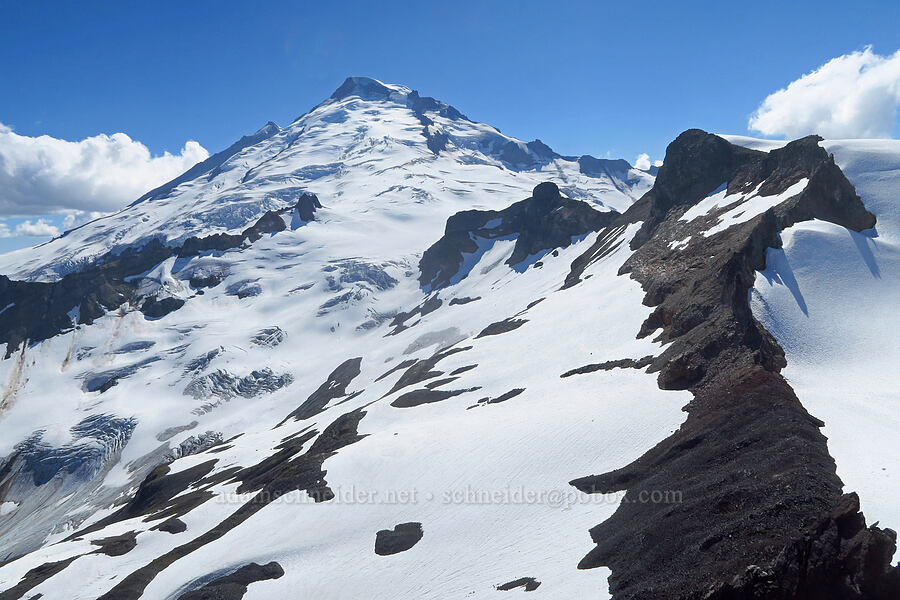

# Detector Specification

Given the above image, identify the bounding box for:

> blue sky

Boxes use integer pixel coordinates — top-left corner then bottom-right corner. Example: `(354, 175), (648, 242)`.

(1, 0), (899, 253)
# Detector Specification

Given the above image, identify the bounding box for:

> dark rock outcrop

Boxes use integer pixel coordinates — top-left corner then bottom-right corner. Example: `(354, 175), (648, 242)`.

(577, 155), (633, 181)
(0, 556), (80, 600)
(177, 561), (284, 600)
(567, 130), (893, 600)
(704, 494), (899, 600)
(420, 182), (617, 290)
(91, 530), (138, 557)
(154, 517), (187, 534)
(476, 318), (527, 338)
(241, 210), (286, 242)
(472, 388), (524, 407)
(496, 577), (541, 592)
(277, 357), (362, 425)
(390, 387), (479, 408)
(0, 211), (288, 356)
(95, 409), (367, 600)
(560, 355), (654, 378)
(140, 296), (186, 319)
(295, 192), (322, 221)
(383, 345), (472, 398)
(330, 76), (396, 102)
(374, 522), (423, 555)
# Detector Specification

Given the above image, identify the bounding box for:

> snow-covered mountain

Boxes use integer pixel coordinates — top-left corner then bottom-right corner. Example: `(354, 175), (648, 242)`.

(0, 78), (897, 600)
(0, 77), (652, 283)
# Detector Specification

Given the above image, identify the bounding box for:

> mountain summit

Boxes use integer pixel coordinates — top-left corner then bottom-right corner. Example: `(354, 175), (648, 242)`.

(0, 77), (653, 282)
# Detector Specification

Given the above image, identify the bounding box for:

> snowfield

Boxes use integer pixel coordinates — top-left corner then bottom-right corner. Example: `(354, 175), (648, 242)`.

(751, 138), (900, 540)
(0, 78), (683, 599)
(1, 80), (898, 599)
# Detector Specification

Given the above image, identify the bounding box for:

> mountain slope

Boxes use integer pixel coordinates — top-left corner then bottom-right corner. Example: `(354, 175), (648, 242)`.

(0, 77), (652, 283)
(0, 80), (898, 600)
(751, 138), (900, 545)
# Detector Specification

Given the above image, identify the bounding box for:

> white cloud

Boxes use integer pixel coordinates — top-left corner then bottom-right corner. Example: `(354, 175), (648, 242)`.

(0, 123), (209, 217)
(634, 153), (663, 171)
(0, 219), (61, 238)
(61, 210), (107, 230)
(749, 46), (900, 139)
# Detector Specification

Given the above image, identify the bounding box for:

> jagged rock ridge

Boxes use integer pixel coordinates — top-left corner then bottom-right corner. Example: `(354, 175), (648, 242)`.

(567, 130), (896, 599)
(0, 78), (896, 600)
(419, 181), (617, 290)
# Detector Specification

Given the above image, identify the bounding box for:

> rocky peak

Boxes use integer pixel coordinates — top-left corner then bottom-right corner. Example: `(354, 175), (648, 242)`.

(328, 76), (406, 102)
(627, 129), (762, 247)
(295, 192), (322, 222)
(564, 129), (891, 600)
(626, 129), (876, 248)
(577, 155), (632, 178)
(419, 182), (617, 290)
(255, 121), (281, 137)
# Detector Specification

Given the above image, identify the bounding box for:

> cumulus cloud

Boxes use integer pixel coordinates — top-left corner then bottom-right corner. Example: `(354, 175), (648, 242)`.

(634, 153), (663, 171)
(61, 210), (106, 230)
(0, 219), (60, 238)
(0, 122), (209, 218)
(749, 46), (900, 139)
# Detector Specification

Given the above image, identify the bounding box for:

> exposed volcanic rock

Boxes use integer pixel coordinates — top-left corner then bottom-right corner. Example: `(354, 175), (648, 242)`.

(383, 345), (472, 397)
(374, 522), (424, 555)
(496, 577), (541, 592)
(295, 192), (322, 221)
(241, 210), (286, 242)
(470, 388), (525, 408)
(90, 530), (138, 557)
(0, 211), (288, 356)
(497, 139), (559, 169)
(424, 376), (459, 389)
(476, 318), (527, 338)
(177, 561), (285, 600)
(277, 357), (363, 425)
(140, 296), (186, 319)
(375, 359), (417, 382)
(705, 494), (899, 600)
(390, 387), (479, 408)
(154, 517), (187, 534)
(68, 459), (220, 539)
(388, 294), (443, 335)
(0, 556), (80, 600)
(95, 409), (367, 600)
(567, 130), (895, 599)
(625, 130), (762, 249)
(419, 182), (617, 290)
(560, 356), (654, 377)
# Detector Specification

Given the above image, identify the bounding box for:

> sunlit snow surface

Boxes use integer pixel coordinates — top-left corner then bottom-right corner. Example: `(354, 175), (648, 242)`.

(4, 87), (896, 596)
(751, 138), (900, 546)
(0, 81), (652, 282)
(681, 178), (809, 236)
(0, 221), (690, 598)
(0, 82), (682, 598)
